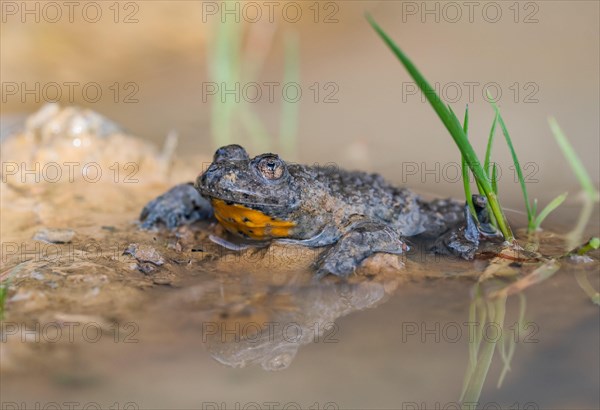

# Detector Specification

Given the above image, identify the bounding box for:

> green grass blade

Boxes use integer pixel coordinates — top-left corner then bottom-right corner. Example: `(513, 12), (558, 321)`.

(575, 271), (600, 305)
(475, 297), (487, 359)
(486, 164), (499, 229)
(497, 293), (526, 388)
(239, 107), (271, 153)
(209, 19), (242, 148)
(460, 291), (479, 401)
(533, 193), (568, 231)
(581, 237), (600, 254)
(487, 95), (533, 225)
(462, 296), (507, 405)
(462, 106), (477, 218)
(484, 113), (498, 178)
(448, 104), (461, 124)
(474, 178), (486, 197)
(460, 285), (486, 402)
(367, 14), (514, 240)
(496, 326), (511, 386)
(243, 23), (276, 84)
(0, 283), (7, 320)
(548, 117), (600, 200)
(517, 292), (527, 327)
(492, 164), (499, 195)
(279, 31), (300, 159)
(462, 156), (475, 217)
(366, 15), (481, 180)
(568, 198), (597, 250)
(0, 266), (18, 320)
(569, 237), (600, 256)
(549, 118), (599, 247)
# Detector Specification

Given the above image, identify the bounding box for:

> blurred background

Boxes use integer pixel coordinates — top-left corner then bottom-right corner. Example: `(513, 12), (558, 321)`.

(2, 1), (599, 218)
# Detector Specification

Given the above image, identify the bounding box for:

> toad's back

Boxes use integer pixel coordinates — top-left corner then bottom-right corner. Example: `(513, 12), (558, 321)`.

(293, 164), (426, 236)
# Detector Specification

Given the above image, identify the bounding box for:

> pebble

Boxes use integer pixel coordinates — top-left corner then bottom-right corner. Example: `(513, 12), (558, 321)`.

(33, 228), (75, 244)
(123, 243), (165, 266)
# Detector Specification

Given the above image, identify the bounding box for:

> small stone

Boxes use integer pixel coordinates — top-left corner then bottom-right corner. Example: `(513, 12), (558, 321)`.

(86, 287), (100, 297)
(568, 254), (594, 264)
(123, 243), (165, 266)
(358, 253), (405, 276)
(33, 228), (75, 244)
(9, 290), (32, 302)
(30, 271), (45, 281)
(152, 276), (173, 286)
(137, 262), (158, 275)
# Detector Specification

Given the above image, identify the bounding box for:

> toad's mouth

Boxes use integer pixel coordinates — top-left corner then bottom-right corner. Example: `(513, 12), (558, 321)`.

(211, 199), (296, 240)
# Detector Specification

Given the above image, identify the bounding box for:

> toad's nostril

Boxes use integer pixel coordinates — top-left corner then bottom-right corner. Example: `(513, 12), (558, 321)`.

(198, 168), (214, 187)
(203, 164), (219, 177)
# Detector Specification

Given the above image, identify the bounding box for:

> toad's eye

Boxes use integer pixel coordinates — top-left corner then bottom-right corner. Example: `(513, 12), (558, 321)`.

(255, 155), (285, 180)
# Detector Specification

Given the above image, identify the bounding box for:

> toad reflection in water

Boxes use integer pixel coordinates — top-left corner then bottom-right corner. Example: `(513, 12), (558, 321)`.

(171, 277), (398, 370)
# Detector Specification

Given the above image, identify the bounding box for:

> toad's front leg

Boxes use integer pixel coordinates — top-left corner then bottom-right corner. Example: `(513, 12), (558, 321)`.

(315, 220), (408, 278)
(140, 183), (213, 230)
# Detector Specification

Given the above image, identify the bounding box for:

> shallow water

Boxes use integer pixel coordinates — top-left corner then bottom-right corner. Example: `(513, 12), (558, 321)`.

(1, 107), (599, 409)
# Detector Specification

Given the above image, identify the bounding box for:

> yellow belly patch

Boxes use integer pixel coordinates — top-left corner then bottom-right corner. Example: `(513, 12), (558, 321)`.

(211, 199), (296, 240)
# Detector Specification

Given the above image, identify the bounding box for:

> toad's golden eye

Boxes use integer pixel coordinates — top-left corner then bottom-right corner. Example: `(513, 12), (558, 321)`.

(256, 155), (285, 180)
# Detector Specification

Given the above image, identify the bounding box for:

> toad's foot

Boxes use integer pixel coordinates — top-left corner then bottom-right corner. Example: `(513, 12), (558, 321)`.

(424, 195), (501, 260)
(315, 220), (408, 278)
(431, 204), (480, 260)
(140, 183), (213, 230)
